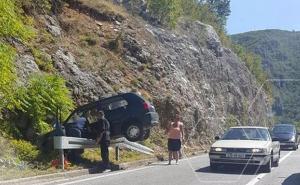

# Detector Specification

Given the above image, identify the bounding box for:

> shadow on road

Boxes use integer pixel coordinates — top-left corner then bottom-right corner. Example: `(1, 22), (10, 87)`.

(282, 173), (300, 185)
(148, 162), (170, 166)
(195, 165), (262, 175)
(280, 148), (296, 151)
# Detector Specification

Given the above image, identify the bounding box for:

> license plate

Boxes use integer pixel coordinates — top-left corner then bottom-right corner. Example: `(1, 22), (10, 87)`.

(226, 153), (245, 158)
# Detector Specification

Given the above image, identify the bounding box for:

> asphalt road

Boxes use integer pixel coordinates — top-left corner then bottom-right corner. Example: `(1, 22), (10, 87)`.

(6, 149), (300, 185)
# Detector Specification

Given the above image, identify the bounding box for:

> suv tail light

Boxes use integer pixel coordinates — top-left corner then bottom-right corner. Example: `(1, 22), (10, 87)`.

(143, 102), (150, 110)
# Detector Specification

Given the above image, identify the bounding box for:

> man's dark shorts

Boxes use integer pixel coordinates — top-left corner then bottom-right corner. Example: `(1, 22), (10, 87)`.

(168, 139), (181, 151)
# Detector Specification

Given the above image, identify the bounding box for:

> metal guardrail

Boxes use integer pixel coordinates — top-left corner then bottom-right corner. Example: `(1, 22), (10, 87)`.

(53, 136), (154, 169)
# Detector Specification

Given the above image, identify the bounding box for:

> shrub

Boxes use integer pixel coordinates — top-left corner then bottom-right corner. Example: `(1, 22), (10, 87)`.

(31, 48), (54, 72)
(18, 74), (74, 133)
(107, 33), (123, 51)
(10, 139), (40, 161)
(84, 36), (97, 46)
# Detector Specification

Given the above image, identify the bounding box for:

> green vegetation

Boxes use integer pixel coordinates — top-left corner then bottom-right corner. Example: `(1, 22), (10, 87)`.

(0, 0), (34, 41)
(19, 74), (74, 133)
(232, 30), (300, 123)
(0, 43), (18, 114)
(147, 0), (182, 28)
(11, 139), (40, 161)
(232, 44), (272, 95)
(31, 48), (54, 72)
(225, 114), (238, 128)
(147, 0), (230, 29)
(15, 0), (52, 14)
(0, 0), (74, 139)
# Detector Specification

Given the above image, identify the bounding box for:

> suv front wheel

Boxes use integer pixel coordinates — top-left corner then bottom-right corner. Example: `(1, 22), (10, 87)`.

(124, 123), (143, 142)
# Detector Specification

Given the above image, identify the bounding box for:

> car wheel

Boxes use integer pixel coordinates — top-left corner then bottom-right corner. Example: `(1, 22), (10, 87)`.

(261, 158), (271, 173)
(273, 152), (280, 167)
(210, 162), (219, 171)
(125, 124), (142, 142)
(293, 145), (297, 150)
(143, 129), (150, 140)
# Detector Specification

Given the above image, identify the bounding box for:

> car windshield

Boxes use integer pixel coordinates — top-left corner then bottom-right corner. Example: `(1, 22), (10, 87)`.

(222, 128), (270, 141)
(272, 125), (294, 134)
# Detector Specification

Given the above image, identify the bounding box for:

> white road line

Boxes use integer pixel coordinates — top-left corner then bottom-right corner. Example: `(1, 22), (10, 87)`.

(56, 166), (155, 185)
(54, 154), (205, 185)
(0, 170), (85, 184)
(279, 151), (293, 163)
(245, 151), (294, 185)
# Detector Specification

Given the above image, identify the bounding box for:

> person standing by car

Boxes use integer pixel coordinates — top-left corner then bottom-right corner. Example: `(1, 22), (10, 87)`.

(167, 113), (184, 165)
(66, 113), (87, 163)
(95, 111), (111, 170)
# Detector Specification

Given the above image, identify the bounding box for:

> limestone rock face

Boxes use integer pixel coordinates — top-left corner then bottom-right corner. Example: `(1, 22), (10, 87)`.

(52, 48), (113, 102)
(15, 54), (39, 83)
(122, 20), (271, 144)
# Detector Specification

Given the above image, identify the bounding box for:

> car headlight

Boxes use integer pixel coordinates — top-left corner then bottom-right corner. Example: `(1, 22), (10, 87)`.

(250, 148), (267, 153)
(211, 147), (224, 152)
(290, 136), (295, 142)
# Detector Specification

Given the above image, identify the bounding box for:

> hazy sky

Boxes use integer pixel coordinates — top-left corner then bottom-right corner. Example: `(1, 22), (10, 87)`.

(227, 0), (300, 34)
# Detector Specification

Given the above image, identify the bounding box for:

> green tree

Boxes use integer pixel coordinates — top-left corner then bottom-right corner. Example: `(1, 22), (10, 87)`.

(147, 0), (182, 28)
(206, 0), (231, 27)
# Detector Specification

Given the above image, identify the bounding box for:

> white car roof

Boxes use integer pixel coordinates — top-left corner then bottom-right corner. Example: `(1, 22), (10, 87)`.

(230, 126), (268, 129)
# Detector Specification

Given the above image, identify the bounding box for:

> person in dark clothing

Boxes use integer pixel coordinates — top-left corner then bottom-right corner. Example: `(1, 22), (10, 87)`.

(95, 111), (111, 170)
(66, 114), (87, 163)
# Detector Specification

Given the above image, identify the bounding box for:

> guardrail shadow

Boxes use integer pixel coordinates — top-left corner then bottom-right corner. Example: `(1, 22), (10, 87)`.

(66, 157), (120, 174)
(88, 162), (121, 174)
(195, 165), (262, 175)
(282, 173), (300, 185)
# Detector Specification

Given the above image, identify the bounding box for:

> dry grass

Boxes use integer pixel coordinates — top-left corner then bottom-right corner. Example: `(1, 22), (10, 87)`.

(79, 0), (128, 17)
(82, 147), (151, 164)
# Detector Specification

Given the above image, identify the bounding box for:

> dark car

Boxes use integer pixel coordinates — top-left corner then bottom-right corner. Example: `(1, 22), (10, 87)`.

(271, 124), (298, 150)
(64, 92), (159, 142)
(38, 92), (159, 152)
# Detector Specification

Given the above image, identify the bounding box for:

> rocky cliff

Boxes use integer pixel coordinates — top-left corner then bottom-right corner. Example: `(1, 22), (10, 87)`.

(15, 0), (271, 149)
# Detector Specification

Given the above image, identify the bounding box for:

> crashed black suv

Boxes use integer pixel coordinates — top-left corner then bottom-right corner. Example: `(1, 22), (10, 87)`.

(64, 92), (159, 142)
(39, 92), (159, 151)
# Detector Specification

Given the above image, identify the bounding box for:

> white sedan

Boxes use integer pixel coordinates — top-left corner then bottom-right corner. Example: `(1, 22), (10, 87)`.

(209, 126), (280, 173)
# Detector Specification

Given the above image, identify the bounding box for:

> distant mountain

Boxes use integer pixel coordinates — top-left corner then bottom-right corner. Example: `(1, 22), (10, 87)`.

(232, 29), (300, 122)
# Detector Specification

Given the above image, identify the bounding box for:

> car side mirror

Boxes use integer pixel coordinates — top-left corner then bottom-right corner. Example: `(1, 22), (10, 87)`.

(215, 136), (220, 140)
(272, 137), (279, 142)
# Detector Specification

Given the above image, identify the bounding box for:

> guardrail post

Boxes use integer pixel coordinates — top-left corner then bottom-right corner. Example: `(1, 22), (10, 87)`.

(59, 149), (65, 170)
(115, 146), (120, 161)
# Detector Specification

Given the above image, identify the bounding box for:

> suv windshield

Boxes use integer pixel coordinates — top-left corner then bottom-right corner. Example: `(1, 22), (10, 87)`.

(222, 128), (271, 141)
(272, 125), (294, 134)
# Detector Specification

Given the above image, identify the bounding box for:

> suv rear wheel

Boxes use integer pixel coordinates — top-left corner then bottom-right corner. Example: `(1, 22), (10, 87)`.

(124, 123), (143, 142)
